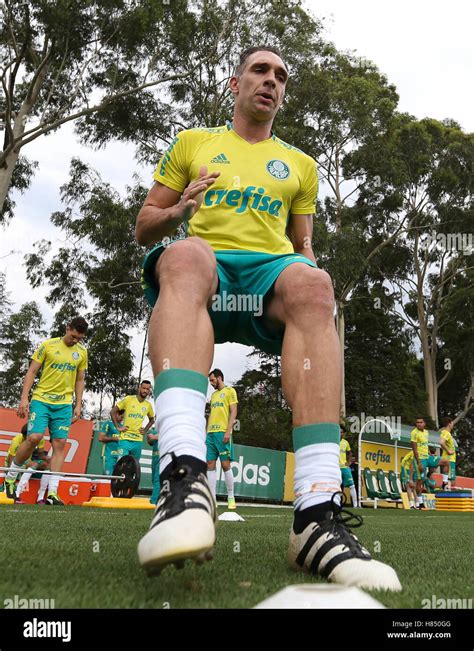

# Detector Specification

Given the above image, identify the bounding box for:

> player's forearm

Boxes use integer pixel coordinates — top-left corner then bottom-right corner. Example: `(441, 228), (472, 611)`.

(135, 204), (184, 246)
(75, 379), (85, 406)
(20, 368), (37, 401)
(412, 443), (419, 463)
(294, 244), (317, 264)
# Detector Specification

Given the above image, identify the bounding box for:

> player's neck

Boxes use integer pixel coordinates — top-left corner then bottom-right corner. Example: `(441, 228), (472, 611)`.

(216, 381), (225, 390)
(231, 114), (273, 144)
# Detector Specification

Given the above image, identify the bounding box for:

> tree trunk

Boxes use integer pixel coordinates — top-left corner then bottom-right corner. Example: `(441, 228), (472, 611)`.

(0, 149), (21, 212)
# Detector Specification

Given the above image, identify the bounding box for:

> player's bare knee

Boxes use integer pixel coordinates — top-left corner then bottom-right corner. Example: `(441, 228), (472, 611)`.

(280, 268), (335, 319)
(28, 433), (43, 446)
(207, 460), (216, 470)
(156, 238), (217, 291)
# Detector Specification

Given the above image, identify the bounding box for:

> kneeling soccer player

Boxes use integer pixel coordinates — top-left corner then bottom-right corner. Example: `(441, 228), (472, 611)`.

(5, 424), (50, 504)
(5, 317), (88, 506)
(134, 45), (401, 590)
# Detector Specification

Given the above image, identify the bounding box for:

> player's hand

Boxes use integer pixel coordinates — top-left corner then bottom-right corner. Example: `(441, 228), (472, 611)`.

(118, 425), (128, 433)
(17, 399), (29, 419)
(448, 449), (454, 456)
(174, 166), (220, 223)
(72, 406), (81, 422)
(418, 462), (423, 473)
(223, 433), (231, 444)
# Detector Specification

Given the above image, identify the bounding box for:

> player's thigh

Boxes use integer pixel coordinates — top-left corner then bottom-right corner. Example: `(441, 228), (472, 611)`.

(341, 467), (354, 487)
(48, 404), (73, 440)
(156, 237), (218, 292)
(27, 400), (50, 435)
(206, 434), (219, 462)
(263, 263), (335, 328)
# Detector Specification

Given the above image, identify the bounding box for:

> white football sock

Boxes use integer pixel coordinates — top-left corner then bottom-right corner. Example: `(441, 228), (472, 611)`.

(37, 474), (50, 501)
(416, 495), (422, 506)
(349, 485), (358, 507)
(293, 424), (341, 511)
(16, 470), (34, 495)
(224, 469), (234, 499)
(207, 470), (217, 498)
(154, 370), (208, 474)
(5, 461), (23, 481)
(48, 475), (60, 494)
(442, 474), (448, 482)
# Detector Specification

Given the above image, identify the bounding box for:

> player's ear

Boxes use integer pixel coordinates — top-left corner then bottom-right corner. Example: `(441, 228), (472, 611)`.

(229, 75), (239, 96)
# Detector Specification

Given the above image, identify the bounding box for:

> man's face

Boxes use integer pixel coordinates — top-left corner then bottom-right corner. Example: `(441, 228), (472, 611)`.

(416, 419), (425, 430)
(64, 327), (86, 346)
(209, 374), (218, 389)
(139, 383), (151, 399)
(230, 50), (288, 122)
(340, 428), (345, 439)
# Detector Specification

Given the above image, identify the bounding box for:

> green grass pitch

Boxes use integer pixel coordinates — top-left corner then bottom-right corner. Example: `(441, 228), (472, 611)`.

(1, 504), (472, 608)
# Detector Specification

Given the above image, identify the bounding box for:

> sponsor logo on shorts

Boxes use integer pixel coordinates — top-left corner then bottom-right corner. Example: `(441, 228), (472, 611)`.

(266, 159), (290, 180)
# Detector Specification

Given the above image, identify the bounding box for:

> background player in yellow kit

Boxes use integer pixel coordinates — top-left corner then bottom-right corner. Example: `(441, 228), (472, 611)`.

(111, 380), (155, 462)
(339, 425), (358, 507)
(4, 423), (49, 503)
(411, 417), (430, 509)
(439, 416), (457, 489)
(5, 317), (88, 506)
(207, 369), (238, 509)
(135, 45), (400, 590)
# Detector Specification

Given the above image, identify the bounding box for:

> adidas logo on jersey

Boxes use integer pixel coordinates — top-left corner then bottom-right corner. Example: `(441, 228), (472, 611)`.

(210, 153), (230, 164)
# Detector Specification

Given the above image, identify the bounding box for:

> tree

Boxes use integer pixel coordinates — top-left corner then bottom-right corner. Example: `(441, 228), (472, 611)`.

(0, 301), (46, 406)
(348, 116), (474, 425)
(0, 0), (205, 220)
(25, 158), (148, 327)
(233, 351), (292, 450)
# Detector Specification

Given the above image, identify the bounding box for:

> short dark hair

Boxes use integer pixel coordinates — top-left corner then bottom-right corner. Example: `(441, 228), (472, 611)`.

(21, 423), (28, 435)
(141, 380), (152, 386)
(415, 416), (425, 422)
(339, 423), (346, 433)
(68, 316), (88, 334)
(209, 368), (224, 381)
(235, 46), (286, 76)
(440, 416), (453, 427)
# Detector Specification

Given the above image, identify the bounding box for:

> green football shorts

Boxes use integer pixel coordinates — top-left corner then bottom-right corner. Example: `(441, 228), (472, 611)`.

(142, 246), (317, 355)
(28, 400), (73, 439)
(340, 466), (354, 488)
(206, 432), (234, 462)
(117, 440), (143, 461)
(412, 457), (428, 480)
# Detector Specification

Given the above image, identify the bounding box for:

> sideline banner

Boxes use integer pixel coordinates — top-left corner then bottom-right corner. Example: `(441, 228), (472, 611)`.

(0, 407), (93, 475)
(216, 444), (286, 501)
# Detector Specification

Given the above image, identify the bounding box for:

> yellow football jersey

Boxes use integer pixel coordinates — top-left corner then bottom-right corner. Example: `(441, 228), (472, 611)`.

(153, 124), (318, 255)
(31, 338), (88, 405)
(207, 386), (238, 433)
(7, 434), (45, 459)
(439, 429), (456, 461)
(116, 395), (154, 441)
(401, 450), (414, 470)
(339, 438), (351, 467)
(410, 428), (429, 459)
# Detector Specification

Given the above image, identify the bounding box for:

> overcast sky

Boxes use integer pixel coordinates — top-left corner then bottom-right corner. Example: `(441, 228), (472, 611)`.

(1, 0), (472, 406)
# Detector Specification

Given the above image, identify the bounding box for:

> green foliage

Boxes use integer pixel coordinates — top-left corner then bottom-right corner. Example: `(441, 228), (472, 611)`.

(0, 301), (46, 406)
(234, 352), (292, 451)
